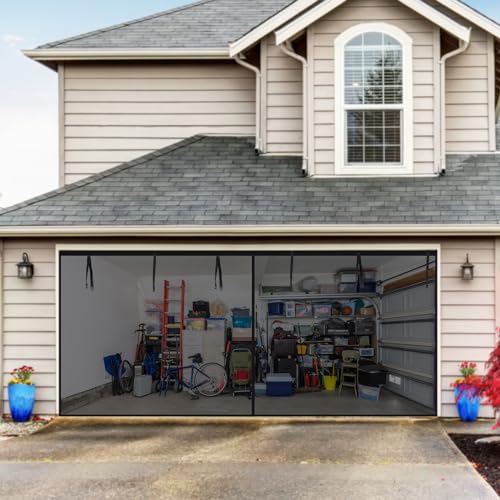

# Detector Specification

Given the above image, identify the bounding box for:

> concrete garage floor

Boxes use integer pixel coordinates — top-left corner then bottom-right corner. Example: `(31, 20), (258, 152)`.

(68, 388), (434, 416)
(0, 420), (496, 499)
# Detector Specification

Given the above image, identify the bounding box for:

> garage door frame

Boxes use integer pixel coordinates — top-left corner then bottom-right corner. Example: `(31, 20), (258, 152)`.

(55, 242), (442, 416)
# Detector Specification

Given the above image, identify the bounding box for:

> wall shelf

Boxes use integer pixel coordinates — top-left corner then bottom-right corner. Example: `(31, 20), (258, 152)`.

(259, 293), (378, 301)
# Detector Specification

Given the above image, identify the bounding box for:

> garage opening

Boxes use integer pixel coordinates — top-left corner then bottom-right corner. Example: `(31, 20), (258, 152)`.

(59, 251), (437, 416)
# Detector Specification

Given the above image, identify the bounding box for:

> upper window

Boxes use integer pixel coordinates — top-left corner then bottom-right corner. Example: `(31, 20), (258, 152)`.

(335, 24), (413, 175)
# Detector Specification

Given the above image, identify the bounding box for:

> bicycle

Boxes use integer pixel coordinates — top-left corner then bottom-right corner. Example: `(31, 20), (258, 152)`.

(103, 353), (134, 395)
(174, 353), (227, 398)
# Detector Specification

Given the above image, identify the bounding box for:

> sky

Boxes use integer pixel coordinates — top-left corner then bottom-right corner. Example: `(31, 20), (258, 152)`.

(1, 0), (500, 208)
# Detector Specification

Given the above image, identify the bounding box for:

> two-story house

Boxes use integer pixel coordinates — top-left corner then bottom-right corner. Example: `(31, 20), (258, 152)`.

(1, 0), (499, 418)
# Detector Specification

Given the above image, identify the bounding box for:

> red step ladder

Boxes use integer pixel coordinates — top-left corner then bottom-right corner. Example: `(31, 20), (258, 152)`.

(160, 280), (186, 383)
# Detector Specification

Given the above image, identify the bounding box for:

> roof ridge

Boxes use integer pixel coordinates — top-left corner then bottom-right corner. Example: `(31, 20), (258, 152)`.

(0, 135), (206, 217)
(37, 0), (217, 49)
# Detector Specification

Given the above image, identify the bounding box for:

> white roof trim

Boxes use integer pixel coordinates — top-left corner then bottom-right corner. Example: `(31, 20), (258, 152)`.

(1, 225), (500, 237)
(276, 0), (471, 45)
(229, 0), (318, 56)
(23, 48), (231, 62)
(435, 0), (500, 40)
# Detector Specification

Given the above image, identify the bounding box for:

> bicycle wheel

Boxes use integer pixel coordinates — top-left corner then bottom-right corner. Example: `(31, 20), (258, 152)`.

(194, 362), (227, 397)
(119, 360), (134, 393)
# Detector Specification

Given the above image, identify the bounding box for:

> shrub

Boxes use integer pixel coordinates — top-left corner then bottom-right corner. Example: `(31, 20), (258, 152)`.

(481, 339), (500, 429)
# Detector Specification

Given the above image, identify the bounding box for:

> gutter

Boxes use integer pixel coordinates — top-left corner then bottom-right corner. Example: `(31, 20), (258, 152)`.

(278, 40), (309, 176)
(23, 48), (231, 62)
(439, 31), (471, 174)
(234, 53), (263, 153)
(2, 225), (500, 238)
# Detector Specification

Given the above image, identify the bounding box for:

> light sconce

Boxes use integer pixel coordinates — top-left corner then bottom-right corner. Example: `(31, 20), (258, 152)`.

(16, 252), (34, 279)
(461, 254), (474, 281)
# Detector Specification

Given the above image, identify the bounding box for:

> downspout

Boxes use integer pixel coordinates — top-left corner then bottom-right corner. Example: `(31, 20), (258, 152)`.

(279, 40), (309, 176)
(234, 53), (262, 153)
(439, 31), (471, 174)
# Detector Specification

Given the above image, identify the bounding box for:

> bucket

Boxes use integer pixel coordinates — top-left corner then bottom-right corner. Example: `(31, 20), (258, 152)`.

(296, 344), (307, 355)
(323, 375), (336, 391)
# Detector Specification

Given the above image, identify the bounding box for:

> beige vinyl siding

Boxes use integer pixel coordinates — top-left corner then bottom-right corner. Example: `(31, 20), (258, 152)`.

(440, 239), (496, 418)
(1, 240), (57, 415)
(423, 0), (495, 152)
(62, 62), (256, 185)
(262, 35), (303, 154)
(445, 28), (492, 152)
(310, 0), (438, 176)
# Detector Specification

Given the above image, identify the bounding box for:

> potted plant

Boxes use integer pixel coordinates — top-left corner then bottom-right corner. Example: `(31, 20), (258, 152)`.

(8, 365), (36, 422)
(481, 338), (500, 429)
(452, 361), (482, 422)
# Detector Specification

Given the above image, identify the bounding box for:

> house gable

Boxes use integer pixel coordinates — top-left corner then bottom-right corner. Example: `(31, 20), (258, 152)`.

(274, 0), (471, 45)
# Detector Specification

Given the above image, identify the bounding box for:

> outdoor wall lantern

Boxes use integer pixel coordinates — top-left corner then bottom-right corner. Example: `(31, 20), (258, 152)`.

(461, 254), (474, 281)
(16, 252), (34, 279)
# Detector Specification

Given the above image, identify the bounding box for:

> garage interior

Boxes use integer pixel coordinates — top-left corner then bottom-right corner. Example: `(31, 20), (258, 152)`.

(60, 251), (437, 416)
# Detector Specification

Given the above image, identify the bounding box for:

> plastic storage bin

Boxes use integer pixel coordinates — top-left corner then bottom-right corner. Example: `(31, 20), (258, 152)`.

(313, 303), (331, 318)
(268, 302), (285, 316)
(186, 318), (206, 331)
(232, 328), (252, 340)
(232, 307), (250, 317)
(265, 374), (294, 396)
(206, 319), (226, 333)
(295, 303), (313, 317)
(233, 316), (252, 328)
(358, 384), (381, 401)
(133, 375), (152, 397)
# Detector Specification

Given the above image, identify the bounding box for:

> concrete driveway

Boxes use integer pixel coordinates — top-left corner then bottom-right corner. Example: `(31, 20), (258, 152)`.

(0, 419), (496, 499)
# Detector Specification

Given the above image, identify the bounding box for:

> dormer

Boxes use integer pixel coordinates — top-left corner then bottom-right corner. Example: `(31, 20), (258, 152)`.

(231, 0), (500, 177)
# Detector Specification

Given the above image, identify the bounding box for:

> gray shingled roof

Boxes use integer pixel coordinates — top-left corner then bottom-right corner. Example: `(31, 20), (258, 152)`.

(37, 0), (294, 50)
(0, 135), (500, 226)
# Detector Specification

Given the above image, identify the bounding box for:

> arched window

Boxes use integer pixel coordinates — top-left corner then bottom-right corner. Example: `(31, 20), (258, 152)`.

(335, 24), (413, 174)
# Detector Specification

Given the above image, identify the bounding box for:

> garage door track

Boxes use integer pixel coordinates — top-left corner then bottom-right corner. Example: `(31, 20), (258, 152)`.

(0, 419), (496, 499)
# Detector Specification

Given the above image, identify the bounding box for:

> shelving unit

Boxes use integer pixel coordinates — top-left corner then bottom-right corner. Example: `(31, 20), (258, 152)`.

(260, 292), (380, 362)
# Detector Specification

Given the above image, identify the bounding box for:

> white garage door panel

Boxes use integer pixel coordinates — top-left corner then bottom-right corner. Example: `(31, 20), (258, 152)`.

(380, 281), (436, 410)
(381, 321), (434, 345)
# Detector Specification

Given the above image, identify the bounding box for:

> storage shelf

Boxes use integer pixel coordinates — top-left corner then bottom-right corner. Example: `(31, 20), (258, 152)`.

(267, 314), (373, 320)
(259, 293), (378, 301)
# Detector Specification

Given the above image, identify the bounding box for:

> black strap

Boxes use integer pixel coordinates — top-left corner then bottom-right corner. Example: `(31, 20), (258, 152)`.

(425, 253), (430, 288)
(85, 256), (94, 290)
(215, 256), (223, 290)
(356, 253), (363, 293)
(290, 252), (294, 289)
(153, 255), (157, 292)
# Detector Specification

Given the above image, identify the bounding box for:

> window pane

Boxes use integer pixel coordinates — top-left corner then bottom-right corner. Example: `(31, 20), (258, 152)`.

(365, 146), (384, 162)
(385, 127), (400, 144)
(364, 32), (383, 45)
(385, 146), (401, 163)
(347, 34), (363, 46)
(348, 127), (364, 145)
(383, 34), (400, 46)
(346, 110), (402, 165)
(364, 49), (384, 67)
(348, 146), (364, 162)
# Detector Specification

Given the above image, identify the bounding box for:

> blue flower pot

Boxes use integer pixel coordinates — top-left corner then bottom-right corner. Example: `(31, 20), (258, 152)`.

(8, 384), (36, 422)
(455, 386), (481, 422)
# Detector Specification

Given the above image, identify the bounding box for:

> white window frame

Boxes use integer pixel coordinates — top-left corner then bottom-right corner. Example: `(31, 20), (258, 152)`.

(335, 23), (414, 175)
